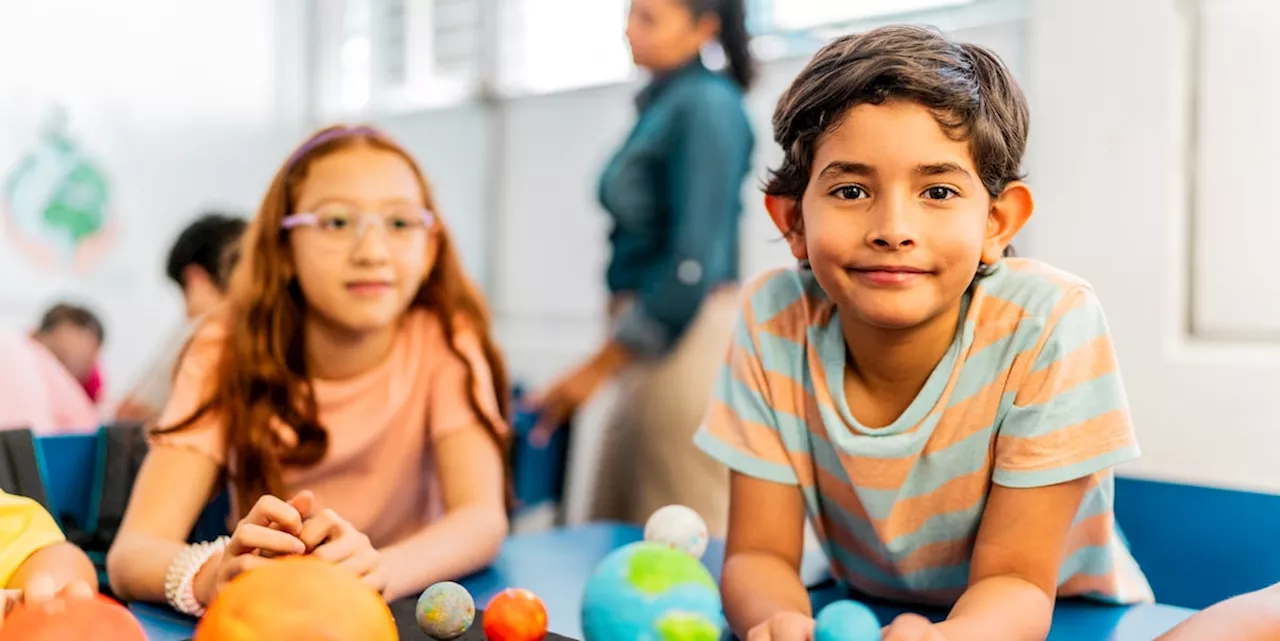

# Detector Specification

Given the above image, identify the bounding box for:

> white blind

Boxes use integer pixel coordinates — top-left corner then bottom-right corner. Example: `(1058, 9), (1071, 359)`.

(319, 0), (993, 108)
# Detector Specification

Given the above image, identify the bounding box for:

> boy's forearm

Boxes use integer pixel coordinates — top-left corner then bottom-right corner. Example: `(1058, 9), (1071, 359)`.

(8, 542), (98, 592)
(936, 576), (1053, 641)
(721, 551), (812, 637)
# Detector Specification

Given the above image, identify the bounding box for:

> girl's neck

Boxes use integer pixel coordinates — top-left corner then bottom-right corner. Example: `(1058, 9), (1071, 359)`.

(303, 315), (399, 381)
(841, 300), (964, 401)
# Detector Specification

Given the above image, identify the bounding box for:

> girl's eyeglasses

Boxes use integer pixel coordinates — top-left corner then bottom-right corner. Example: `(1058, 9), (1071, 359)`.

(281, 207), (435, 251)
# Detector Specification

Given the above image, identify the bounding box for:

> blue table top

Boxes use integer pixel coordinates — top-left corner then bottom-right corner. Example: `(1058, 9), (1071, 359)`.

(133, 523), (1195, 640)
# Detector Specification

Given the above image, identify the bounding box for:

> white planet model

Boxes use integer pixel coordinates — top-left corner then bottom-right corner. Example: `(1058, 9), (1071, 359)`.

(643, 504), (709, 559)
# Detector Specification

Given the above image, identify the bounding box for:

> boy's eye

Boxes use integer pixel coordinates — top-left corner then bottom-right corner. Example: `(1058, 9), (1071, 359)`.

(832, 185), (867, 200)
(924, 186), (958, 200)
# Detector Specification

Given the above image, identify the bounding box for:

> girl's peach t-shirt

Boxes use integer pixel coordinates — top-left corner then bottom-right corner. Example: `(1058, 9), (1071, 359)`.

(152, 308), (505, 548)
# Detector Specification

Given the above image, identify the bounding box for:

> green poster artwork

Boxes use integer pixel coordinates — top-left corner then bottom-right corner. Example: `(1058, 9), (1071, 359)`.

(2, 109), (114, 271)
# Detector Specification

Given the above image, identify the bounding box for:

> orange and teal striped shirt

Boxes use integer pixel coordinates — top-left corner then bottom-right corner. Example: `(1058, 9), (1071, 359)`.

(694, 259), (1153, 605)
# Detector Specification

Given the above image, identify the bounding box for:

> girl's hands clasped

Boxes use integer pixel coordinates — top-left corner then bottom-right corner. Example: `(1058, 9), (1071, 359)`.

(298, 508), (388, 595)
(197, 492), (312, 605)
(196, 489), (385, 605)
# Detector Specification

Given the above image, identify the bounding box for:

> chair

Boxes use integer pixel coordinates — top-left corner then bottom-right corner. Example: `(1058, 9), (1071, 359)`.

(508, 386), (572, 525)
(36, 425), (231, 593)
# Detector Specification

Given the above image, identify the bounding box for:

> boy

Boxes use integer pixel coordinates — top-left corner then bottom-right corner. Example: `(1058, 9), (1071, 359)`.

(694, 26), (1151, 640)
(115, 212), (245, 423)
(0, 491), (97, 627)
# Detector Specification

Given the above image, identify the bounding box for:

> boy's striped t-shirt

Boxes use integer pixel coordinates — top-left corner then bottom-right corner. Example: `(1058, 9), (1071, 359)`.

(694, 258), (1154, 605)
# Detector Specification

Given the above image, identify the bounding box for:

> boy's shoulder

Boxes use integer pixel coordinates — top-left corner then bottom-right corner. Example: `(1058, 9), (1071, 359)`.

(982, 257), (1102, 322)
(738, 266), (831, 337)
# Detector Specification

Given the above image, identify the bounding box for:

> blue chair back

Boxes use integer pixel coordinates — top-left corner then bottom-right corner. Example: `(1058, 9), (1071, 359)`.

(1114, 476), (1280, 609)
(36, 429), (231, 542)
(509, 385), (571, 516)
(34, 432), (99, 533)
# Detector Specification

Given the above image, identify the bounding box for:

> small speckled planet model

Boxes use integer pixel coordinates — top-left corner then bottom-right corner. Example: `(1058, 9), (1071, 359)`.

(644, 505), (709, 559)
(416, 581), (477, 640)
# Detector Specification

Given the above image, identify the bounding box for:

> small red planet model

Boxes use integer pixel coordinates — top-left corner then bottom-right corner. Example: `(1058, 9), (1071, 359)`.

(483, 588), (549, 641)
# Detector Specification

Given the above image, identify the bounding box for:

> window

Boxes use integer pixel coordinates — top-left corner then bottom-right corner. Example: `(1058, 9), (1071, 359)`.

(766, 0), (976, 32)
(315, 0), (482, 119)
(313, 0), (988, 109)
(494, 0), (634, 96)
(337, 0), (374, 115)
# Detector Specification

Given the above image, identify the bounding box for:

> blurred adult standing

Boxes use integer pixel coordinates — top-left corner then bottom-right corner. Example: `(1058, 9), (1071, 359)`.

(531, 0), (756, 535)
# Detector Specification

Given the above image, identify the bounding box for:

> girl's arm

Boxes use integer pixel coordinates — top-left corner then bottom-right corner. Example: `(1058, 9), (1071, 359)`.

(105, 446), (222, 602)
(376, 425), (508, 601)
(920, 478), (1089, 641)
(721, 472), (813, 640)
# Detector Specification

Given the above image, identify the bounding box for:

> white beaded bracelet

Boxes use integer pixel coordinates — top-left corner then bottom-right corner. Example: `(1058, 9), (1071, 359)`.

(164, 536), (230, 617)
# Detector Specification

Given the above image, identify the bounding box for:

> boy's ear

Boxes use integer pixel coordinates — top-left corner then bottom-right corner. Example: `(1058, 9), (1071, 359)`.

(982, 181), (1033, 265)
(765, 194), (808, 263)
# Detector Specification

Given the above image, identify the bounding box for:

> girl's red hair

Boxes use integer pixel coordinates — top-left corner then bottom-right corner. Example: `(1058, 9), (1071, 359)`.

(155, 125), (511, 513)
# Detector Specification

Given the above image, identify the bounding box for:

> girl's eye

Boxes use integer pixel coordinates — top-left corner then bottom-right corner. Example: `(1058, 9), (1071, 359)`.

(317, 213), (353, 230)
(832, 185), (867, 200)
(924, 186), (959, 200)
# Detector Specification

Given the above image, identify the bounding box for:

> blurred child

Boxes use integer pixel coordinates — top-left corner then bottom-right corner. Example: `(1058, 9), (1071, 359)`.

(105, 125), (511, 616)
(115, 213), (247, 423)
(0, 326), (98, 434)
(0, 491), (98, 629)
(696, 26), (1153, 641)
(31, 303), (106, 402)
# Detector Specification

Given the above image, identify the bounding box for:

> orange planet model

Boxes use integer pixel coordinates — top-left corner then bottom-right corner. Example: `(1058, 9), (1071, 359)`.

(193, 557), (398, 641)
(0, 593), (146, 641)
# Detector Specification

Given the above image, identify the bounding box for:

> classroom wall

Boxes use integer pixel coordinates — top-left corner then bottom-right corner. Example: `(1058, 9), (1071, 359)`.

(0, 0), (306, 405)
(1027, 0), (1280, 493)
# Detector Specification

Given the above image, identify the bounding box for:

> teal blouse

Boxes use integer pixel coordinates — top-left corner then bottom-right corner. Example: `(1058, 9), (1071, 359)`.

(598, 59), (755, 356)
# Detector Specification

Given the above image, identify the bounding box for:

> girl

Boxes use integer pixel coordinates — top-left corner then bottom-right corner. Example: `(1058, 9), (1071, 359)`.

(529, 0), (756, 537)
(105, 125), (511, 615)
